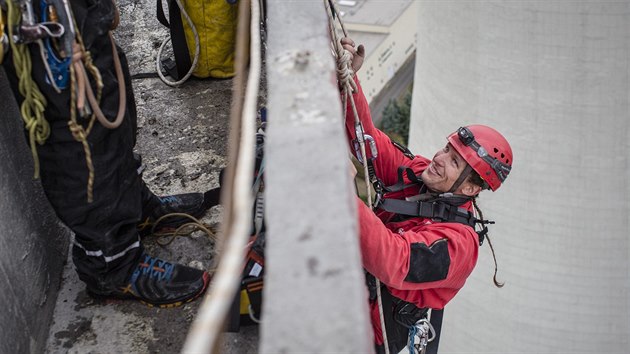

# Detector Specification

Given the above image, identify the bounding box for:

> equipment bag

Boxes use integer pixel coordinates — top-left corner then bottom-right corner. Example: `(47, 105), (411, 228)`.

(156, 0), (237, 85)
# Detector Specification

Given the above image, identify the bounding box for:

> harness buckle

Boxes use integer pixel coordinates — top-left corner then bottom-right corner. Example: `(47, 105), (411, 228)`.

(431, 202), (447, 222)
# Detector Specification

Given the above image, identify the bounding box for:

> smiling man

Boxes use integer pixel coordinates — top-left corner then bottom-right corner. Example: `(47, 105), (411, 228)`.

(341, 38), (513, 354)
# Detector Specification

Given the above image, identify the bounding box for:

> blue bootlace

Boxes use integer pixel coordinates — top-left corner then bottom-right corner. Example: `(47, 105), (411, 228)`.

(136, 254), (175, 282)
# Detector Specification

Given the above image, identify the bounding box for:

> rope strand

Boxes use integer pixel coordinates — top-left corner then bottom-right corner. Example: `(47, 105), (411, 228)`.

(473, 198), (504, 288)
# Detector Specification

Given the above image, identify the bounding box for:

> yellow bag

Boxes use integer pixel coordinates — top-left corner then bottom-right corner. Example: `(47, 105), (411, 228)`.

(157, 0), (238, 85)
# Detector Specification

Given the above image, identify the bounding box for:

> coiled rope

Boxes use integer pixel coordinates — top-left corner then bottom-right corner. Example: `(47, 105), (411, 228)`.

(144, 212), (217, 247)
(6, 0), (50, 179)
(324, 1), (389, 352)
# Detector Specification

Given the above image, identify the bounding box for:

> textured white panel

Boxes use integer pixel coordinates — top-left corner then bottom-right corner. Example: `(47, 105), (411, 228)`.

(409, 1), (629, 352)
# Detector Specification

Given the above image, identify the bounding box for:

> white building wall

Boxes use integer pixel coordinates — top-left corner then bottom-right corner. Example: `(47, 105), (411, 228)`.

(349, 1), (418, 103)
(409, 1), (629, 352)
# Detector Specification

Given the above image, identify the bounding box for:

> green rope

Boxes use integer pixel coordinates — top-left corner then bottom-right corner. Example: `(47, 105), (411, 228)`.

(7, 0), (50, 179)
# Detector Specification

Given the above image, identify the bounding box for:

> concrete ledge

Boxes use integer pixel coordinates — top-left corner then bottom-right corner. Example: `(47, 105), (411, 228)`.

(262, 1), (372, 352)
(0, 67), (71, 353)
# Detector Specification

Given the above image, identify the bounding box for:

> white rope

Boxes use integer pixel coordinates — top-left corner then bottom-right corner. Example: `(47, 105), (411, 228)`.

(155, 0), (200, 86)
(324, 1), (389, 353)
(180, 0), (260, 352)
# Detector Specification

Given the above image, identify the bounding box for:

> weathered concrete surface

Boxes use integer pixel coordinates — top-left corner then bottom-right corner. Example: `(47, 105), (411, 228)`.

(262, 1), (372, 353)
(409, 1), (629, 353)
(0, 68), (71, 354)
(41, 0), (258, 352)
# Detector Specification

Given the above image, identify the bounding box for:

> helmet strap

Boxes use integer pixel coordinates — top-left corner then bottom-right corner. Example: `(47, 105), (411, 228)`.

(447, 165), (472, 193)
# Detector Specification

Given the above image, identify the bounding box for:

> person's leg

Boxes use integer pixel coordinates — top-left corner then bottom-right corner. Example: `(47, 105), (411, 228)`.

(2, 0), (213, 307)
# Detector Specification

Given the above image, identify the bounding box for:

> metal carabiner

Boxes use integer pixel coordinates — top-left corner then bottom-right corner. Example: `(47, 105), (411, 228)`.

(12, 0), (64, 43)
(353, 134), (378, 163)
(412, 318), (436, 354)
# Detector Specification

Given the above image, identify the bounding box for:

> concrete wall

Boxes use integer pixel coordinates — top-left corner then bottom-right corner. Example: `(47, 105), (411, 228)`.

(351, 1), (418, 103)
(0, 68), (70, 353)
(409, 1), (629, 352)
(262, 1), (372, 352)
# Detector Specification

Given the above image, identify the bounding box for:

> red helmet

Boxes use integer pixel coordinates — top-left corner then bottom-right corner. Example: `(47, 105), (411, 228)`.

(447, 125), (513, 191)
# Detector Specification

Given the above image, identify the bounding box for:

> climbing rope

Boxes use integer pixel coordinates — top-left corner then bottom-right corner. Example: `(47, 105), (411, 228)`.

(181, 0), (260, 352)
(143, 212), (217, 247)
(324, 1), (390, 352)
(6, 0), (50, 179)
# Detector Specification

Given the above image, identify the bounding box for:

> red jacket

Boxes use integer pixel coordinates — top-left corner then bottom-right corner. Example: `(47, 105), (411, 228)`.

(344, 78), (480, 345)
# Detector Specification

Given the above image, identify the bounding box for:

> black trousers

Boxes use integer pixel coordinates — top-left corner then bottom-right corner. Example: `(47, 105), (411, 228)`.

(3, 0), (144, 291)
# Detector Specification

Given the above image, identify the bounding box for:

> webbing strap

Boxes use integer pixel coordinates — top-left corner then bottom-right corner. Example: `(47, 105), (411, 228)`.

(156, 0), (191, 79)
(383, 166), (422, 193)
(447, 164), (472, 193)
(379, 198), (476, 227)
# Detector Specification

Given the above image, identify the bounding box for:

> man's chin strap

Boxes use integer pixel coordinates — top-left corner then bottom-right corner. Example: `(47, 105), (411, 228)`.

(447, 165), (473, 194)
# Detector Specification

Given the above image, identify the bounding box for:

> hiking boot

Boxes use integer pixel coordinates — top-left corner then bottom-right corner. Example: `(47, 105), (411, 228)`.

(138, 187), (221, 236)
(88, 253), (210, 308)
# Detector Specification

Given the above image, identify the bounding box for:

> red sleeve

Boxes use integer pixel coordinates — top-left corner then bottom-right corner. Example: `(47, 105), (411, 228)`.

(356, 198), (479, 291)
(344, 76), (428, 186)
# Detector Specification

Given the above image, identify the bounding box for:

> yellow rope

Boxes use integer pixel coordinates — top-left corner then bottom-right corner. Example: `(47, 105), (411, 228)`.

(7, 0), (50, 179)
(65, 14), (123, 202)
(144, 212), (217, 247)
(68, 62), (96, 202)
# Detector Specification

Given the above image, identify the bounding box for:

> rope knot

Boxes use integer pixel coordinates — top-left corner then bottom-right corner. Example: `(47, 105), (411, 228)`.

(335, 47), (357, 93)
(67, 120), (87, 141)
(72, 42), (83, 63)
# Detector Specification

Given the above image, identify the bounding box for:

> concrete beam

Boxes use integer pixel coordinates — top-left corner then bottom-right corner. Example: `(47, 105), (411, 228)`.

(0, 68), (70, 353)
(262, 1), (372, 352)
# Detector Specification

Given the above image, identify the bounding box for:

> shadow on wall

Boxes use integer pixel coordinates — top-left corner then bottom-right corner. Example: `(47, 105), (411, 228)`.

(0, 68), (71, 353)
